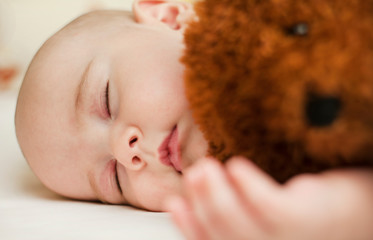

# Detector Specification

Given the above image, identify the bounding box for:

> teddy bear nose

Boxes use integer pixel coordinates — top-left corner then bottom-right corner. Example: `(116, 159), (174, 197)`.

(305, 95), (342, 127)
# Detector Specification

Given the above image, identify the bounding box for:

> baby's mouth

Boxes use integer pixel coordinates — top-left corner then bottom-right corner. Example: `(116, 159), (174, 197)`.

(158, 126), (182, 173)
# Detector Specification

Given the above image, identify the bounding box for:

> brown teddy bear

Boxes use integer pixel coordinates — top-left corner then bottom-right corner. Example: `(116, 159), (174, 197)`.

(182, 0), (373, 182)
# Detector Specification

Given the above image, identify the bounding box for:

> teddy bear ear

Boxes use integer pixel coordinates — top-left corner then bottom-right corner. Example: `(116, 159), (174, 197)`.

(132, 0), (195, 31)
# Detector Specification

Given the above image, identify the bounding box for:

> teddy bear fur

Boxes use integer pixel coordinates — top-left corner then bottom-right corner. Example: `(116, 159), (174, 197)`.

(182, 0), (373, 182)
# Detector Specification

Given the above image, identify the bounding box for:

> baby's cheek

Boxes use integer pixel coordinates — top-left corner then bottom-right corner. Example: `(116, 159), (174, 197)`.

(126, 172), (183, 211)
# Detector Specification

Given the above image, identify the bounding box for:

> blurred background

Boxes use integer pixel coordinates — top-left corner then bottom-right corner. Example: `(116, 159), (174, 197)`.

(0, 0), (132, 91)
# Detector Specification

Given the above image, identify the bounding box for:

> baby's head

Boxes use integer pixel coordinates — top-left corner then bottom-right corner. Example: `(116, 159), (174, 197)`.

(15, 1), (207, 211)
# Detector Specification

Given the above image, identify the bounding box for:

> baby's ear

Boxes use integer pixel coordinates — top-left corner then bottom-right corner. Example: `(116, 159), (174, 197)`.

(132, 0), (195, 31)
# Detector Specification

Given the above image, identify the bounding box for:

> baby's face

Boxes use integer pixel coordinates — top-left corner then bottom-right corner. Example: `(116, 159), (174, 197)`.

(16, 10), (207, 211)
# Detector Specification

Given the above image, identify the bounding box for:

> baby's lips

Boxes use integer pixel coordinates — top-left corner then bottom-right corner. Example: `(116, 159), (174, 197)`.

(158, 126), (182, 172)
(169, 127), (182, 172)
(158, 127), (176, 168)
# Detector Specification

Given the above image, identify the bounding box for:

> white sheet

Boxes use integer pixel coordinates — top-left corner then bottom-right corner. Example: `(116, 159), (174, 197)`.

(0, 91), (183, 240)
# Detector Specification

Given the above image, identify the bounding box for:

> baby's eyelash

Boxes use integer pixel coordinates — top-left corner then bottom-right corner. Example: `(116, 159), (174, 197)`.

(105, 82), (111, 117)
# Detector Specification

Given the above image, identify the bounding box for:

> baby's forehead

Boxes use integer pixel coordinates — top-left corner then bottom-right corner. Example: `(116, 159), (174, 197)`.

(57, 10), (135, 38)
(17, 10), (136, 149)
(25, 13), (117, 72)
(21, 11), (133, 99)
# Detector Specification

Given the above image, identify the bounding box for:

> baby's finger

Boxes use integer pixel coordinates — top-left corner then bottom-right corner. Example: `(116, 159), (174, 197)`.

(226, 157), (283, 228)
(165, 195), (207, 240)
(184, 158), (264, 239)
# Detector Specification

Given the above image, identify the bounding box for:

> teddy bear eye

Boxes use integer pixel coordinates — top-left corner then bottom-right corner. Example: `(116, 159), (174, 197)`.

(286, 22), (309, 36)
(305, 95), (342, 127)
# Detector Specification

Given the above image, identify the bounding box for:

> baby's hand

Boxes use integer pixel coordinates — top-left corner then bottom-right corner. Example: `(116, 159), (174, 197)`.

(166, 157), (373, 240)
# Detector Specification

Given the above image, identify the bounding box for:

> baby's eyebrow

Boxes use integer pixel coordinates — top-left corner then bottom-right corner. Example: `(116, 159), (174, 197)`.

(87, 169), (107, 203)
(75, 59), (94, 113)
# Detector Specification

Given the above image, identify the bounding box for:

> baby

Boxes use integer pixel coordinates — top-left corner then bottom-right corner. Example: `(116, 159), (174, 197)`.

(15, 0), (373, 239)
(15, 0), (206, 211)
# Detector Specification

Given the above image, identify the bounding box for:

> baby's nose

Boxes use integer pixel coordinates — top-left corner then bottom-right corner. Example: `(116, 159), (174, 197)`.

(112, 126), (145, 171)
(129, 136), (138, 148)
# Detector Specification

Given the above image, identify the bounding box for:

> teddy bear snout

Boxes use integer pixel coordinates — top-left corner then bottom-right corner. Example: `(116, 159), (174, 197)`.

(305, 95), (342, 127)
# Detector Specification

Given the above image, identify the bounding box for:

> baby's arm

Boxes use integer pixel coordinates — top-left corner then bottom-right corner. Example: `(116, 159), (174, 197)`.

(166, 157), (373, 240)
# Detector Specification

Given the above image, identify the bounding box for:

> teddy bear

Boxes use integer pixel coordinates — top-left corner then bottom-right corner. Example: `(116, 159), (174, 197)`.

(182, 0), (373, 182)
